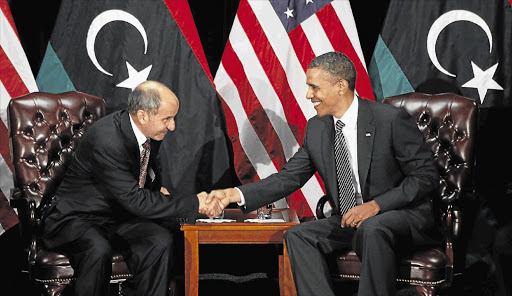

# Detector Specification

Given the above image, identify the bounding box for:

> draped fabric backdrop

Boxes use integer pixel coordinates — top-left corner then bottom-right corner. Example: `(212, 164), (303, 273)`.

(214, 0), (374, 218)
(2, 0), (511, 295)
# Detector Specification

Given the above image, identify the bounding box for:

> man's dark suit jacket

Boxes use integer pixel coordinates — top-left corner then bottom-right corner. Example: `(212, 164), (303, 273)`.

(43, 110), (199, 249)
(239, 97), (439, 218)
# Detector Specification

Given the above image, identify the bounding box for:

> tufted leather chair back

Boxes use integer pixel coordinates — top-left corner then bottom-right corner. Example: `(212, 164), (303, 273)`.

(8, 92), (105, 208)
(383, 93), (477, 208)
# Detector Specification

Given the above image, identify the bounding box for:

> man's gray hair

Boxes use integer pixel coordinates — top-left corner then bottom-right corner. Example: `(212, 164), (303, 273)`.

(308, 52), (356, 91)
(127, 85), (161, 115)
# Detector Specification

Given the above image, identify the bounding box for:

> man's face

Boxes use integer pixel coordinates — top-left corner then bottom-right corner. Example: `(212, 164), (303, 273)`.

(143, 97), (178, 141)
(305, 67), (343, 118)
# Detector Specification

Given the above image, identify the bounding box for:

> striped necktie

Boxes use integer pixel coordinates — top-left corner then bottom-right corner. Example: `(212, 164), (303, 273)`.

(334, 120), (356, 216)
(139, 139), (151, 188)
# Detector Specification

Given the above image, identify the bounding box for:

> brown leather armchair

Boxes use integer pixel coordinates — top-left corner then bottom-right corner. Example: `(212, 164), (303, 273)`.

(316, 92), (477, 295)
(8, 92), (133, 296)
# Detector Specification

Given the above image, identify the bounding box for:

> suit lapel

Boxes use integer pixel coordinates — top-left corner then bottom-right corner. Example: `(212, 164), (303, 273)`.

(119, 111), (140, 177)
(357, 98), (375, 200)
(320, 116), (340, 213)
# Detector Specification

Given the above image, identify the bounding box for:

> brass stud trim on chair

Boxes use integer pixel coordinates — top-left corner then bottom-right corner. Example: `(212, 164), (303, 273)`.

(395, 278), (446, 286)
(336, 274), (360, 280)
(335, 274), (446, 286)
(35, 278), (75, 284)
(111, 273), (134, 279)
(35, 273), (133, 284)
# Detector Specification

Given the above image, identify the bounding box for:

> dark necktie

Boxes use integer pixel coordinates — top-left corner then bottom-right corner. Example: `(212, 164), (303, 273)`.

(139, 139), (151, 188)
(334, 120), (356, 216)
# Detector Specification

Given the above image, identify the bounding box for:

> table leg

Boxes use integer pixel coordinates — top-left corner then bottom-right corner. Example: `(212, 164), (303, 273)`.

(184, 230), (199, 296)
(279, 240), (297, 296)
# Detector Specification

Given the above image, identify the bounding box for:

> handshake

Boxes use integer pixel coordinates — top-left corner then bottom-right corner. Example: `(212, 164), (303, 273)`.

(196, 188), (242, 218)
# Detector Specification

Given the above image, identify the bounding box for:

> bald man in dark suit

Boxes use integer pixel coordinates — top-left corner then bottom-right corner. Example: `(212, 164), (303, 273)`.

(43, 81), (223, 296)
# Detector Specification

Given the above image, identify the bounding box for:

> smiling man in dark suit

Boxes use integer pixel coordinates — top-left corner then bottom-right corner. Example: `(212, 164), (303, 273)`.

(207, 52), (440, 296)
(42, 80), (223, 296)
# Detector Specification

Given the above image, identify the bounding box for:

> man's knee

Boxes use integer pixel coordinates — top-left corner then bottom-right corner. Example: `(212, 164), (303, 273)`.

(494, 226), (512, 256)
(86, 237), (113, 262)
(353, 218), (394, 251)
(284, 223), (308, 245)
(145, 226), (174, 254)
(66, 233), (112, 271)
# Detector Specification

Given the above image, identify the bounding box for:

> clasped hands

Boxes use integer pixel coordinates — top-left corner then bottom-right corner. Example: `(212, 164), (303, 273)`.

(196, 188), (241, 218)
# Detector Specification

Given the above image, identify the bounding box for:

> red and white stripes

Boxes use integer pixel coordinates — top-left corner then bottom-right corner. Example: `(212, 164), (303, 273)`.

(0, 0), (38, 234)
(214, 0), (373, 217)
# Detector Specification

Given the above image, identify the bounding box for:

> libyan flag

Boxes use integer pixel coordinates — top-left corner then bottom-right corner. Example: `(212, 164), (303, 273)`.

(369, 0), (511, 108)
(369, 0), (512, 274)
(36, 0), (235, 196)
(369, 0), (512, 206)
(368, 0), (512, 199)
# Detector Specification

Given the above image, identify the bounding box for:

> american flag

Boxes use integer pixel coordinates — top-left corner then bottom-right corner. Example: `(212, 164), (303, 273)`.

(214, 0), (374, 218)
(0, 0), (38, 235)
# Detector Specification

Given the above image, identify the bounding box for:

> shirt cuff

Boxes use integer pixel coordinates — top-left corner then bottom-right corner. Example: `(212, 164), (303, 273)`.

(235, 187), (246, 206)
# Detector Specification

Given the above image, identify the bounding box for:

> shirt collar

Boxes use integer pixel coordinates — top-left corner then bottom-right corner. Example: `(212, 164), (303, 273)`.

(129, 114), (148, 147)
(333, 94), (358, 130)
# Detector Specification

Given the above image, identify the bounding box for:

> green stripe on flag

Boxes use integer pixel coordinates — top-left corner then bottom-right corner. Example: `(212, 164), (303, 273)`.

(369, 35), (414, 102)
(36, 42), (76, 93)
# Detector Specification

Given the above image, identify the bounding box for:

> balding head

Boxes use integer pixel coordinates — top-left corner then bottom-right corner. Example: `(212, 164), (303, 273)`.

(128, 81), (179, 115)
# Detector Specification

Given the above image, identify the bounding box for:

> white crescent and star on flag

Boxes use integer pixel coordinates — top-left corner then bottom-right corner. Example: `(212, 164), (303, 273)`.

(427, 9), (503, 104)
(86, 9), (152, 90)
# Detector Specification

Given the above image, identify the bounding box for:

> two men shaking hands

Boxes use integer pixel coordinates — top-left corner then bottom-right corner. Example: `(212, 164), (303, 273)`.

(196, 188), (241, 218)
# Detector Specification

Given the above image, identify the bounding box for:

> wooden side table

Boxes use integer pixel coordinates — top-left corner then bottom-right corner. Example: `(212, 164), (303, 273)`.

(181, 208), (299, 296)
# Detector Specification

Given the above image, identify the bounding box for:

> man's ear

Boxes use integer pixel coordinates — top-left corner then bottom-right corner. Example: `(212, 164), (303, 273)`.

(137, 110), (147, 124)
(338, 79), (348, 95)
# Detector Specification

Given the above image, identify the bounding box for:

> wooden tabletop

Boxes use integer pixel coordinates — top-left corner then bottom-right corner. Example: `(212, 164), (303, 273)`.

(181, 208), (300, 231)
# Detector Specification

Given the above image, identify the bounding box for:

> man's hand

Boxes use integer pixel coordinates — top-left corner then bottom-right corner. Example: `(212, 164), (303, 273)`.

(197, 191), (224, 218)
(160, 187), (170, 195)
(341, 200), (380, 228)
(205, 188), (241, 208)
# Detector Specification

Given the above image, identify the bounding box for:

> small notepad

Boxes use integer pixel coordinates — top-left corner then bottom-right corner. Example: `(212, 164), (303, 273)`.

(244, 218), (285, 223)
(196, 218), (236, 223)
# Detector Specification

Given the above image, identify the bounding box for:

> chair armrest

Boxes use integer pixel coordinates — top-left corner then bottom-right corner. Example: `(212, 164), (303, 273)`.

(316, 195), (328, 219)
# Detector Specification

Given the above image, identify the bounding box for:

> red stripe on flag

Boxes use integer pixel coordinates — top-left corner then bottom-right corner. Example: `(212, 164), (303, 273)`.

(0, 0), (20, 41)
(316, 4), (375, 101)
(288, 191), (314, 217)
(0, 46), (30, 98)
(163, 0), (214, 83)
(288, 22), (328, 216)
(0, 121), (13, 173)
(0, 191), (18, 232)
(221, 41), (287, 170)
(237, 1), (307, 144)
(288, 26), (317, 73)
(218, 95), (259, 184)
